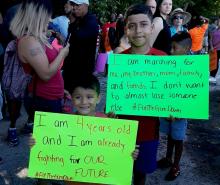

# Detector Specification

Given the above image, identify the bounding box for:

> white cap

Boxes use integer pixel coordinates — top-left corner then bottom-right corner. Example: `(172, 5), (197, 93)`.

(69, 0), (89, 5)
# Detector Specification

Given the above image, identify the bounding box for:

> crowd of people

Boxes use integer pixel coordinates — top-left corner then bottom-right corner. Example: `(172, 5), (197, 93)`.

(0, 0), (219, 185)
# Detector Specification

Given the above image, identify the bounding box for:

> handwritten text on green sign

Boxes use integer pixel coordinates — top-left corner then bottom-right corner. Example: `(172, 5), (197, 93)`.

(106, 54), (209, 119)
(28, 112), (138, 185)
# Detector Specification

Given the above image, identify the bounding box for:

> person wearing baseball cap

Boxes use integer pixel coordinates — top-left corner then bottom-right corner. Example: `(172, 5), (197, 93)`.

(69, 0), (90, 18)
(69, 0), (89, 5)
(63, 0), (99, 92)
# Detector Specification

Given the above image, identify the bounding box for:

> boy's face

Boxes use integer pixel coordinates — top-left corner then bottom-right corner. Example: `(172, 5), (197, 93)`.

(72, 87), (100, 116)
(171, 41), (190, 55)
(126, 14), (153, 48)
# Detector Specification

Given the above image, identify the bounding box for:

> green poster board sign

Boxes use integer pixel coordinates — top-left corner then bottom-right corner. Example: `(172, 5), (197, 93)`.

(106, 54), (209, 119)
(28, 112), (138, 185)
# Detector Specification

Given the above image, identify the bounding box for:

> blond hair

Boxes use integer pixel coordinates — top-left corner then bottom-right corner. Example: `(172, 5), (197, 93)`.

(10, 1), (52, 45)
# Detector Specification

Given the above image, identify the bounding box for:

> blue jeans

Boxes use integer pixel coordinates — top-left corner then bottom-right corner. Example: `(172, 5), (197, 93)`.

(159, 118), (187, 140)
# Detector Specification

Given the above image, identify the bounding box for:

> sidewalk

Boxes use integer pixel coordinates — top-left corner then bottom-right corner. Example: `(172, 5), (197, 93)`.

(0, 77), (220, 185)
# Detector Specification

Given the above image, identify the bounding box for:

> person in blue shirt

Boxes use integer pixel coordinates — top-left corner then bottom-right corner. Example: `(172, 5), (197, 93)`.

(169, 8), (191, 37)
(158, 32), (192, 181)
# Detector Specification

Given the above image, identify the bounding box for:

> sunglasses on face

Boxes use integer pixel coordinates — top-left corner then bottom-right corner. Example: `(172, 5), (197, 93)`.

(173, 15), (184, 20)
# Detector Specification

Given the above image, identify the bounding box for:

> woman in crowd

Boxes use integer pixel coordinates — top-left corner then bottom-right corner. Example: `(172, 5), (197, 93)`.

(151, 0), (172, 54)
(8, 0), (69, 148)
(169, 8), (191, 37)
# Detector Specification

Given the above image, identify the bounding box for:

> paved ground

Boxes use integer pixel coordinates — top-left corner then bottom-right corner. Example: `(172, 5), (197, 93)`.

(0, 74), (220, 185)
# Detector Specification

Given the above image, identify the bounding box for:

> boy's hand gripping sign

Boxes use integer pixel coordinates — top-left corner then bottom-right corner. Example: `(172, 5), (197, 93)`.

(106, 54), (209, 119)
(28, 112), (138, 185)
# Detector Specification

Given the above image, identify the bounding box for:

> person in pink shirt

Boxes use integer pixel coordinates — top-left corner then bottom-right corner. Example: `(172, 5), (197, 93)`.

(8, 0), (69, 147)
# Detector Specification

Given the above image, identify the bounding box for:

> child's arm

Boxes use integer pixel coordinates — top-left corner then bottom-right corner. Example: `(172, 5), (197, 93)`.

(132, 145), (139, 160)
(106, 112), (118, 118)
(29, 135), (36, 149)
(200, 16), (209, 23)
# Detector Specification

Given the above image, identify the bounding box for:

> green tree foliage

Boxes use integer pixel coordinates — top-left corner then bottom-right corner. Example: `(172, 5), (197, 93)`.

(90, 0), (142, 24)
(90, 0), (220, 24)
(173, 0), (220, 17)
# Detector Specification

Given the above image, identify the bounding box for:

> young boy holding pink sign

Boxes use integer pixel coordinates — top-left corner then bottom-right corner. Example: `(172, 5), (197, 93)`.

(118, 4), (166, 185)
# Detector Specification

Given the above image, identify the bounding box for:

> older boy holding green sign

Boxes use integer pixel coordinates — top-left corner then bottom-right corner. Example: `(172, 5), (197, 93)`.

(118, 4), (167, 185)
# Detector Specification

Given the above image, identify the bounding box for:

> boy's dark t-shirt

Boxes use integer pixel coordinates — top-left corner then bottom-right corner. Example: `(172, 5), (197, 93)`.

(119, 47), (167, 142)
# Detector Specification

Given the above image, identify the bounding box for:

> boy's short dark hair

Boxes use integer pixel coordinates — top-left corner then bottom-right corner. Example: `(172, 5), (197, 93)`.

(70, 75), (100, 95)
(125, 3), (153, 22)
(171, 31), (192, 47)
